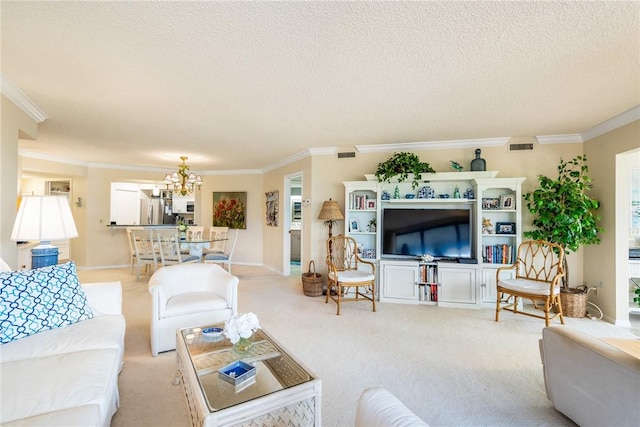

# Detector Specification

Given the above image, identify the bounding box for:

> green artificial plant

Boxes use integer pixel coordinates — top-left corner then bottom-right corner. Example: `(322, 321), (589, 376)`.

(523, 155), (603, 289)
(375, 152), (435, 190)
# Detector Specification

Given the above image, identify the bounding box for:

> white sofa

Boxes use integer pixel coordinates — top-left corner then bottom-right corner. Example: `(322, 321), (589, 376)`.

(0, 277), (125, 427)
(355, 387), (429, 427)
(540, 326), (640, 427)
(148, 263), (238, 356)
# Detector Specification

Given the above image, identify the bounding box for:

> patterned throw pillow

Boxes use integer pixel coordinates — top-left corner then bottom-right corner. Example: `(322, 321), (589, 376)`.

(0, 261), (93, 344)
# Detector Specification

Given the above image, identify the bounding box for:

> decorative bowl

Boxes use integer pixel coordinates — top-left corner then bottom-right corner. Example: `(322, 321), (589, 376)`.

(405, 194), (416, 199)
(202, 327), (224, 338)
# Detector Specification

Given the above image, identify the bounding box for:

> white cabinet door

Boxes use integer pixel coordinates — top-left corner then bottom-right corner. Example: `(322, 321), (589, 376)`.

(112, 186), (140, 225)
(439, 265), (477, 304)
(481, 266), (516, 304)
(173, 195), (195, 213)
(380, 261), (419, 303)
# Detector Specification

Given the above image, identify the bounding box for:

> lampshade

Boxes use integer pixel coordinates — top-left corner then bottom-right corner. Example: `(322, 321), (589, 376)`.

(11, 196), (78, 243)
(317, 199), (344, 221)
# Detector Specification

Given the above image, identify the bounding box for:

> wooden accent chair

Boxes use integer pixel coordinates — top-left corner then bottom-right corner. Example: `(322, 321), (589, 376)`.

(325, 235), (376, 315)
(495, 240), (565, 327)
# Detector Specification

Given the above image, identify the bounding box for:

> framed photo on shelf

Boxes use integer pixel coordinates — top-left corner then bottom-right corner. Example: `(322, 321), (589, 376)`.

(496, 222), (516, 235)
(350, 219), (360, 232)
(482, 198), (500, 210)
(366, 199), (377, 210)
(500, 194), (515, 209)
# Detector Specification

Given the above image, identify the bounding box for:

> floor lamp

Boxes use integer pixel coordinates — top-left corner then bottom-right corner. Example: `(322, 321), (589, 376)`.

(317, 199), (344, 259)
(11, 196), (78, 268)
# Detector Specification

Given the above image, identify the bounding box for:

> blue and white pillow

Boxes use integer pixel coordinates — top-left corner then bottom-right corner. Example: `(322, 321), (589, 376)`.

(0, 261), (93, 344)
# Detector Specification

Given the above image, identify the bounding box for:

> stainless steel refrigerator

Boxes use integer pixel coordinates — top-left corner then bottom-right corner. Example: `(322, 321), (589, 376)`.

(140, 197), (174, 225)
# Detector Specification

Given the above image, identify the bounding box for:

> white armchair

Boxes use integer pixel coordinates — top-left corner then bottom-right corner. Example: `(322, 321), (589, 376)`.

(148, 263), (238, 356)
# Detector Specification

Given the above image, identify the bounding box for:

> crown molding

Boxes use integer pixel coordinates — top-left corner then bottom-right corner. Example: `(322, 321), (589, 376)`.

(581, 105), (640, 141)
(535, 134), (583, 145)
(1, 73), (48, 123)
(355, 137), (510, 153)
(262, 147), (336, 172)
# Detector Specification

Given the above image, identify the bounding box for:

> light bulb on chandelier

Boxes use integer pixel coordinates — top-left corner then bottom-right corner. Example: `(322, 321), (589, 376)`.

(161, 156), (203, 196)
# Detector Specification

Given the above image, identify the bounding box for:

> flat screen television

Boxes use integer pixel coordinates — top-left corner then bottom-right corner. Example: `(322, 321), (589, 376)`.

(381, 207), (473, 260)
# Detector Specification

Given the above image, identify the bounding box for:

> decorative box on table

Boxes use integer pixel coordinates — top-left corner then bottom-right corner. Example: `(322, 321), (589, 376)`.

(218, 360), (256, 390)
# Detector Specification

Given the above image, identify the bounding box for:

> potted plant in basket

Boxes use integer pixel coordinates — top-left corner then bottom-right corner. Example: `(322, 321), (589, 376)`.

(523, 155), (603, 316)
(375, 152), (435, 190)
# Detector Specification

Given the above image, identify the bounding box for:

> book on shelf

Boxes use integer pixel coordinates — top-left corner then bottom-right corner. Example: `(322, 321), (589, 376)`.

(482, 244), (515, 264)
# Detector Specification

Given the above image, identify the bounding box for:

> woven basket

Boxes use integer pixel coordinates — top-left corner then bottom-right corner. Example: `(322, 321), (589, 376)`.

(302, 261), (323, 297)
(560, 286), (588, 318)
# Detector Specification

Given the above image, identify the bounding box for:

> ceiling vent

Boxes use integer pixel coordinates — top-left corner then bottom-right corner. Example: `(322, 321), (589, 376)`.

(510, 143), (534, 151)
(337, 152), (356, 158)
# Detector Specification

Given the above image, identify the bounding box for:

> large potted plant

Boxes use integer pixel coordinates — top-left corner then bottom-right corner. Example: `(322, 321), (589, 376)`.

(375, 152), (435, 190)
(523, 154), (603, 317)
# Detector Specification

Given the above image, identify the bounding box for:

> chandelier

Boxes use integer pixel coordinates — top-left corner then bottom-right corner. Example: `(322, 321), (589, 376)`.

(161, 156), (203, 196)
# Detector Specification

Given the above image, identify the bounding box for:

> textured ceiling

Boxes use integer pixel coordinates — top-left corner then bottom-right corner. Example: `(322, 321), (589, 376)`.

(2, 1), (639, 172)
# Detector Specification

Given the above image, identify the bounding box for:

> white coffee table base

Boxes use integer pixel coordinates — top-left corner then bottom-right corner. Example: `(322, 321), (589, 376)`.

(176, 331), (321, 426)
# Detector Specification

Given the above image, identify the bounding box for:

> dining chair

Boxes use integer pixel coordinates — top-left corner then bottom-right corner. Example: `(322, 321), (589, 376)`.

(131, 229), (161, 281)
(156, 229), (200, 267)
(126, 226), (144, 275)
(203, 228), (237, 273)
(187, 226), (204, 240)
(204, 226), (229, 254)
(180, 226), (205, 254)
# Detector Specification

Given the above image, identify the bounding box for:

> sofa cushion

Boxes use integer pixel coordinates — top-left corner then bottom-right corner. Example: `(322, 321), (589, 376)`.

(0, 261), (93, 344)
(0, 314), (125, 364)
(1, 405), (103, 427)
(1, 348), (120, 424)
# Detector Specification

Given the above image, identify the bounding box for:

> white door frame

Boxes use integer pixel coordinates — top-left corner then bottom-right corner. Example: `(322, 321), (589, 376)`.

(283, 172), (303, 276)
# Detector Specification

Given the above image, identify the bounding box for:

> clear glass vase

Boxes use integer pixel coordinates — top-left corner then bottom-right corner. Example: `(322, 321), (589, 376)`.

(233, 336), (253, 354)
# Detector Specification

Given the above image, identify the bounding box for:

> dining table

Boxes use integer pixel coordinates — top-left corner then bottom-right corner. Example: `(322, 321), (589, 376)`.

(179, 237), (227, 258)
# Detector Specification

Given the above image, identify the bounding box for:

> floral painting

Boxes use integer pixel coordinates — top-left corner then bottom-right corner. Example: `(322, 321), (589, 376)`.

(213, 192), (247, 229)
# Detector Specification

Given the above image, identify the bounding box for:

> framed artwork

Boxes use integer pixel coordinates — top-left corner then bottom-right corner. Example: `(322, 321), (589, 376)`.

(265, 191), (278, 227)
(350, 219), (359, 232)
(366, 199), (377, 210)
(213, 192), (247, 229)
(482, 198), (499, 210)
(500, 194), (515, 209)
(496, 222), (516, 235)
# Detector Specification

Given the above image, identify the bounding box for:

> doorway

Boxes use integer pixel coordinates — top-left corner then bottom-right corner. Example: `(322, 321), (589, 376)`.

(283, 173), (303, 276)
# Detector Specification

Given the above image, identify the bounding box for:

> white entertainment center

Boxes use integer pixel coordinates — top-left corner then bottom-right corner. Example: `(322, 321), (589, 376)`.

(344, 172), (525, 308)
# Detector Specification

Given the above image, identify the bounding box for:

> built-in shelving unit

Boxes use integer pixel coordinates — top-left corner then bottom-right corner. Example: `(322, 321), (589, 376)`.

(344, 181), (379, 260)
(46, 180), (72, 262)
(347, 172), (524, 308)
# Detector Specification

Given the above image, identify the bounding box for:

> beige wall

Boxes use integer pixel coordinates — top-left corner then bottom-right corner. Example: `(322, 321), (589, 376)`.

(300, 141), (583, 279)
(5, 90), (637, 324)
(584, 120), (640, 325)
(1, 95), (38, 267)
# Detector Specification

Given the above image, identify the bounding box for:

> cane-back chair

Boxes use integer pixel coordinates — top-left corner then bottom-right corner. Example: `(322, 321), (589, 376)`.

(325, 235), (376, 315)
(495, 240), (565, 326)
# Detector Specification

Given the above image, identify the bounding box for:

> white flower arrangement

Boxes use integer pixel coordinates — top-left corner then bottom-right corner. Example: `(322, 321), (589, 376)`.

(224, 312), (261, 344)
(177, 220), (189, 232)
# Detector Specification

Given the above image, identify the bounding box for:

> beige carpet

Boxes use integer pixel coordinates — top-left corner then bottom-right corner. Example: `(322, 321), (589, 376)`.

(77, 265), (638, 427)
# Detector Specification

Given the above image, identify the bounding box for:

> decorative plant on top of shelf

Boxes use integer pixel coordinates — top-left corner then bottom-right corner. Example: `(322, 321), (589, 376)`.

(375, 152), (435, 190)
(523, 155), (603, 291)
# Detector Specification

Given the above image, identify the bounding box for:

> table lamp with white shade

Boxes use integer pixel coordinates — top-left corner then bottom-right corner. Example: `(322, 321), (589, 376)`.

(11, 195), (78, 268)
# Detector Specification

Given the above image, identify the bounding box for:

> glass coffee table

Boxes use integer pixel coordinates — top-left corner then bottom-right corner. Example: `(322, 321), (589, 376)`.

(175, 325), (321, 426)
